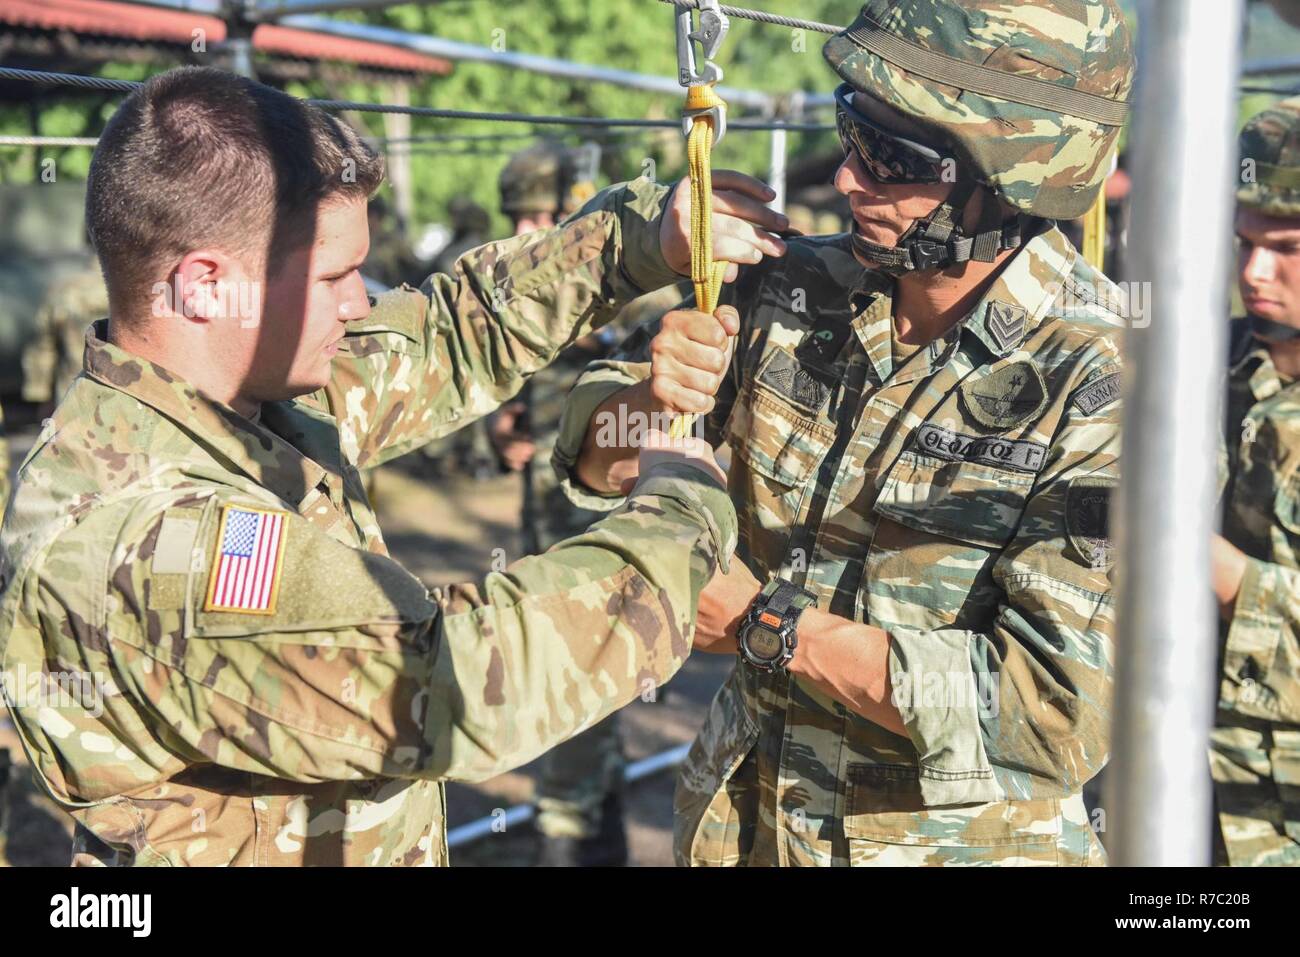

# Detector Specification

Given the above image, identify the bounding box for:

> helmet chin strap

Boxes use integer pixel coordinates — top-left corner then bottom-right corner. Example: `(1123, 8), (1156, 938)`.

(1248, 313), (1300, 343)
(850, 179), (1024, 277)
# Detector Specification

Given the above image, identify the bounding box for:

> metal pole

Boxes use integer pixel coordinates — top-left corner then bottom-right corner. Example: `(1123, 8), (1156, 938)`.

(767, 126), (787, 214)
(1108, 0), (1244, 866)
(445, 743), (690, 850)
(251, 0), (408, 16)
(276, 13), (779, 111)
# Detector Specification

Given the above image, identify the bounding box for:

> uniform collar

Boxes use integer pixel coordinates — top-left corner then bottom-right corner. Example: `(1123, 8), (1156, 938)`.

(1241, 345), (1287, 404)
(82, 320), (330, 509)
(847, 222), (1073, 382)
(959, 221), (1075, 361)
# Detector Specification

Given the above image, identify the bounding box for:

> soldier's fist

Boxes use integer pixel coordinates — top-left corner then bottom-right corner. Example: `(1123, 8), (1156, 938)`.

(649, 306), (740, 416)
(659, 170), (789, 282)
(628, 427), (727, 492)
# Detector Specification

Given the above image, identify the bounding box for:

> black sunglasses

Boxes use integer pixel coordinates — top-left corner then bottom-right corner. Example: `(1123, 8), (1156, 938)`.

(833, 84), (947, 185)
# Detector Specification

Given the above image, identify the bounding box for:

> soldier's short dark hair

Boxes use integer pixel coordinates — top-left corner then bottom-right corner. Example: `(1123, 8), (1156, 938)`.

(86, 66), (385, 318)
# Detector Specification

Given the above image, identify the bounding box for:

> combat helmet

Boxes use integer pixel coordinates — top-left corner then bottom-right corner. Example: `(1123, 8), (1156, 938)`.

(1237, 95), (1300, 219)
(823, 0), (1135, 275)
(499, 142), (601, 218)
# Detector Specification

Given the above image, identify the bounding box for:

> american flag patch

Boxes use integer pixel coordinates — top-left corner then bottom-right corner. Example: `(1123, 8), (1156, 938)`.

(204, 505), (288, 614)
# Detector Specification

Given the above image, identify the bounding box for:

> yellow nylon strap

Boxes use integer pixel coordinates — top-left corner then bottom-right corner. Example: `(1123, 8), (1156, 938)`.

(670, 83), (728, 440)
(1081, 184), (1107, 271)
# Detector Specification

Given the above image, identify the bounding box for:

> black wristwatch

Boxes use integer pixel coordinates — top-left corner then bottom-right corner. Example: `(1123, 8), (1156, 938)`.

(737, 578), (816, 673)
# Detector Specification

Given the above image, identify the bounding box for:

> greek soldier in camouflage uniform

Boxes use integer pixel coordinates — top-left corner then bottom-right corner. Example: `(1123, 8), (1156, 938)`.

(23, 266), (109, 411)
(557, 0), (1133, 866)
(1211, 96), (1300, 866)
(489, 143), (690, 864)
(0, 67), (790, 866)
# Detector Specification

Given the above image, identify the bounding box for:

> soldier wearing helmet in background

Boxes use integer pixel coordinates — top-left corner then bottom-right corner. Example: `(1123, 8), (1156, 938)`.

(1210, 96), (1300, 867)
(491, 141), (688, 865)
(556, 0), (1134, 865)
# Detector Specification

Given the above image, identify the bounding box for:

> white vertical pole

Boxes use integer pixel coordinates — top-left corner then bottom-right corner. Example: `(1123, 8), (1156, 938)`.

(768, 125), (787, 214)
(1109, 0), (1245, 866)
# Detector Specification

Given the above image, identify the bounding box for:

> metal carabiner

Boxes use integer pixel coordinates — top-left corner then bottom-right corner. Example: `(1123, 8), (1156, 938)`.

(675, 0), (730, 144)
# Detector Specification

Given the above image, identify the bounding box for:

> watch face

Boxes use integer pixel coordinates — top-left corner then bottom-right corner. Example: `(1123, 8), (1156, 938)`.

(746, 625), (784, 661)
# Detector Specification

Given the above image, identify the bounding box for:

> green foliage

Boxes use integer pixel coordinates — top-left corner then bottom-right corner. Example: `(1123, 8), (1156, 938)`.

(0, 2), (857, 231)
(355, 0), (859, 235)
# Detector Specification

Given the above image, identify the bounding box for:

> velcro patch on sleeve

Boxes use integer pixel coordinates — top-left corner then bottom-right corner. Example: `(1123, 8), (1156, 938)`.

(1066, 477), (1116, 568)
(755, 348), (833, 415)
(1070, 372), (1121, 416)
(151, 510), (204, 575)
(914, 423), (1048, 473)
(204, 505), (289, 615)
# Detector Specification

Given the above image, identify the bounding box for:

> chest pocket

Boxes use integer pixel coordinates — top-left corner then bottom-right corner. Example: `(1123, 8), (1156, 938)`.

(874, 447), (1036, 549)
(865, 446), (1036, 629)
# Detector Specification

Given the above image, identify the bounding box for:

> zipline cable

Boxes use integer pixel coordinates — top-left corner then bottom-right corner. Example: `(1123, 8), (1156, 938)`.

(0, 67), (832, 132)
(657, 0), (843, 36)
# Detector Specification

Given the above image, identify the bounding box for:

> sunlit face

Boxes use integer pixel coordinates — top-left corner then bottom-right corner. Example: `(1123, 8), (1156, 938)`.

(1237, 206), (1300, 329)
(239, 197), (372, 403)
(833, 91), (959, 260)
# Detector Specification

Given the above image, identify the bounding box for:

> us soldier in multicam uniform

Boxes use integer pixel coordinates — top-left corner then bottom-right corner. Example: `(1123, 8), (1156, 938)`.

(557, 0), (1133, 866)
(487, 142), (691, 864)
(22, 265), (108, 411)
(1210, 95), (1300, 867)
(0, 67), (788, 866)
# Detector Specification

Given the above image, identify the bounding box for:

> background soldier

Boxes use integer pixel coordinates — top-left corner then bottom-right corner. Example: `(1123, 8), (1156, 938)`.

(362, 195), (424, 290)
(490, 141), (689, 865)
(557, 0), (1133, 866)
(0, 66), (785, 866)
(420, 196), (497, 479)
(1210, 95), (1300, 866)
(22, 265), (108, 414)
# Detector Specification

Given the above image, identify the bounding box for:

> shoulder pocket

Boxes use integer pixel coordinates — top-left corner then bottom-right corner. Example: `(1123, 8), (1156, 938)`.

(187, 498), (435, 643)
(341, 286), (427, 358)
(874, 448), (1035, 549)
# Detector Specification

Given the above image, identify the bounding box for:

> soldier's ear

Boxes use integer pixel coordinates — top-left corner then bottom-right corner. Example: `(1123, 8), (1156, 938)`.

(173, 250), (228, 324)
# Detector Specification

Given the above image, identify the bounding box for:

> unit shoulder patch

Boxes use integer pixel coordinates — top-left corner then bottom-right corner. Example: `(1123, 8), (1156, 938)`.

(959, 360), (1048, 431)
(1066, 477), (1116, 568)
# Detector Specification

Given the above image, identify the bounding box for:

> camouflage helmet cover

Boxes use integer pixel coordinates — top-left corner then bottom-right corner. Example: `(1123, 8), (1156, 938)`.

(1237, 96), (1300, 218)
(823, 0), (1135, 221)
(499, 142), (577, 216)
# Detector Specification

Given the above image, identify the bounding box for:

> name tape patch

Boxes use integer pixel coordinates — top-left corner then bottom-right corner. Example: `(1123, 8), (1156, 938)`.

(1071, 372), (1121, 415)
(915, 423), (1048, 473)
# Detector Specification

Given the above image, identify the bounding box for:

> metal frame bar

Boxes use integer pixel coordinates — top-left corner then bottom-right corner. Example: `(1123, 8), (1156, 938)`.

(276, 13), (778, 111)
(445, 744), (690, 850)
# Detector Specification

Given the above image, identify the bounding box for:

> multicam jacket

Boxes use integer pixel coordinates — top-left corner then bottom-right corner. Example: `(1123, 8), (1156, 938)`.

(0, 179), (738, 866)
(1213, 324), (1300, 866)
(556, 225), (1123, 866)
